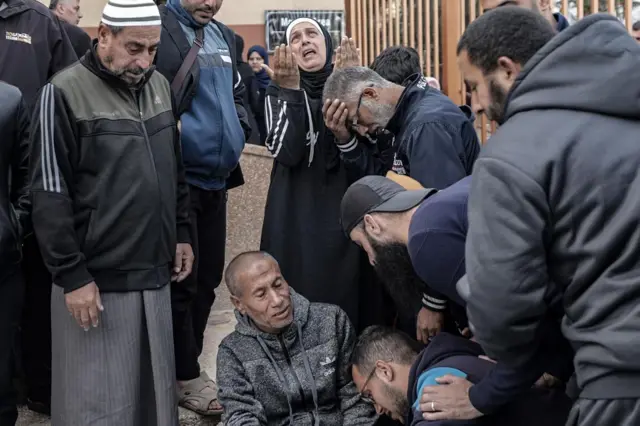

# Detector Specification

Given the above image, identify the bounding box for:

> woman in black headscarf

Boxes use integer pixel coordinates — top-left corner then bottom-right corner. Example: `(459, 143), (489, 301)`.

(247, 45), (271, 145)
(259, 18), (384, 331)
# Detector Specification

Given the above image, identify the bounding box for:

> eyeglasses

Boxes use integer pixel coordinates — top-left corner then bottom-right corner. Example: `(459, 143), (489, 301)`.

(350, 85), (373, 133)
(358, 366), (378, 405)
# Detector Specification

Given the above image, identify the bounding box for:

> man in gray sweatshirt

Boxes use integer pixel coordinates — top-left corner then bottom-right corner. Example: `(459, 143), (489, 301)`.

(216, 251), (377, 426)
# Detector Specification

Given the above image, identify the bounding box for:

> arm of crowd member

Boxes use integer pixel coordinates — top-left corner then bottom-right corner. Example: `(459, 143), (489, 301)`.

(405, 122), (469, 189)
(29, 83), (94, 293)
(263, 85), (311, 167)
(170, 93), (194, 282)
(48, 16), (78, 77)
(338, 137), (389, 182)
(460, 157), (550, 367)
(233, 66), (253, 142)
(171, 93), (191, 247)
(336, 309), (378, 425)
(216, 346), (268, 426)
(11, 94), (31, 238)
(467, 359), (546, 415)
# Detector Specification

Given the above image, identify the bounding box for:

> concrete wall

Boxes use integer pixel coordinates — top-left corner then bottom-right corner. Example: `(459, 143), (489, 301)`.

(43, 0), (344, 54)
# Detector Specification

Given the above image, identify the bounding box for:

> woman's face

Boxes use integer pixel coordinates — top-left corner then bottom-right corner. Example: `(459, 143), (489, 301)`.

(249, 51), (265, 73)
(288, 22), (326, 72)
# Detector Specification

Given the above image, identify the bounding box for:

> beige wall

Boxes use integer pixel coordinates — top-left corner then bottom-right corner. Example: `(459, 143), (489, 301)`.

(39, 0), (345, 28)
(216, 0), (345, 25)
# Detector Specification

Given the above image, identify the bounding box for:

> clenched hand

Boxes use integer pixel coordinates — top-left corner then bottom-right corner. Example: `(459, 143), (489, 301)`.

(65, 281), (103, 331)
(173, 243), (194, 282)
(416, 307), (444, 343)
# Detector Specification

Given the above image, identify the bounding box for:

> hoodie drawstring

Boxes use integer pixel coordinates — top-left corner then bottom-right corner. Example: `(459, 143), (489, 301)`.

(303, 91), (318, 167)
(296, 322), (320, 426)
(256, 335), (295, 426)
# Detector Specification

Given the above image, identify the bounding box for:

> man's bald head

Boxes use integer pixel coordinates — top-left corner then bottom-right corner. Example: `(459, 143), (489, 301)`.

(225, 251), (277, 296)
(226, 251), (293, 333)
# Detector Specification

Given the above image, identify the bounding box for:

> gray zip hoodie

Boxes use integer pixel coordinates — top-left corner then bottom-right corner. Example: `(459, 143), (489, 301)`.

(217, 290), (377, 426)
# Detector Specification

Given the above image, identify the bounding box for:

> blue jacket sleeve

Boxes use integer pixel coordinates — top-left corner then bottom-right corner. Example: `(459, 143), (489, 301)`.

(337, 137), (389, 182)
(405, 122), (469, 189)
(468, 360), (544, 415)
(410, 229), (467, 308)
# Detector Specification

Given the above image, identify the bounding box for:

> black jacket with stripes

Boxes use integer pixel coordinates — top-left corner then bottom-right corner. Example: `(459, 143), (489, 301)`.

(28, 48), (191, 294)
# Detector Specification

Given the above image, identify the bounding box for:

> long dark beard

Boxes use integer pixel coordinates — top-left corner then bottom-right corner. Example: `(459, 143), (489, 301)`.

(368, 237), (424, 318)
(486, 78), (509, 124)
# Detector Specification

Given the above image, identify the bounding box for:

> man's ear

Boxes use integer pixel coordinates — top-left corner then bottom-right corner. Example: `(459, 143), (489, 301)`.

(97, 23), (110, 47)
(538, 0), (551, 12)
(363, 214), (382, 236)
(230, 294), (245, 315)
(375, 360), (395, 383)
(363, 87), (378, 101)
(496, 56), (522, 83)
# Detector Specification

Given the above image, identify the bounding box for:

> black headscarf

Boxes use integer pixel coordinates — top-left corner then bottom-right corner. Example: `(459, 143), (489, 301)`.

(283, 18), (334, 99)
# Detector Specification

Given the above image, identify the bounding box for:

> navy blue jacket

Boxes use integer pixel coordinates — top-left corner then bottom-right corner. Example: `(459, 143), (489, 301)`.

(384, 75), (479, 189)
(407, 177), (574, 414)
(154, 5), (248, 190)
(406, 333), (572, 426)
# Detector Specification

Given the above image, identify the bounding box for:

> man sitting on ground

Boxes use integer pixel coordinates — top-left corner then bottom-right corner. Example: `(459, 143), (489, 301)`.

(216, 251), (377, 425)
(352, 326), (572, 425)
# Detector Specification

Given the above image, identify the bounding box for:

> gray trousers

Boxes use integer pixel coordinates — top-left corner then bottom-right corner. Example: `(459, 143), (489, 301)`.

(566, 398), (640, 426)
(51, 284), (178, 426)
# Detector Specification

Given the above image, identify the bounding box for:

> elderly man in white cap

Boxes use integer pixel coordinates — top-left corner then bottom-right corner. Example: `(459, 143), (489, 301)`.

(27, 0), (193, 424)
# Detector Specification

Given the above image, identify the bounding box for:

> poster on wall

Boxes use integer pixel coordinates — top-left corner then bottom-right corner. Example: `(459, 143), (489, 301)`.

(265, 10), (345, 52)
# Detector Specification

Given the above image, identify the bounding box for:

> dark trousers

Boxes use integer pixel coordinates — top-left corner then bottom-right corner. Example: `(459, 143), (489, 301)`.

(567, 398), (640, 426)
(19, 236), (52, 406)
(171, 186), (226, 381)
(0, 265), (24, 426)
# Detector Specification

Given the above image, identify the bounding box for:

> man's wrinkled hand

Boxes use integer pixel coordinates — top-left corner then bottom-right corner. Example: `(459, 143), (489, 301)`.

(322, 99), (352, 143)
(416, 307), (444, 343)
(173, 243), (194, 282)
(335, 36), (361, 69)
(65, 281), (103, 331)
(420, 375), (483, 421)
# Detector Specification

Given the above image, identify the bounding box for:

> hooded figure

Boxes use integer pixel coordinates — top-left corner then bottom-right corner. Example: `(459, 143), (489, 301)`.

(235, 34), (262, 145)
(259, 18), (385, 332)
(248, 45), (271, 144)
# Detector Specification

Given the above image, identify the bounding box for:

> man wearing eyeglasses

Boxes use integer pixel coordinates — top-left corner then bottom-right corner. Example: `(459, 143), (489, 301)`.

(351, 326), (572, 426)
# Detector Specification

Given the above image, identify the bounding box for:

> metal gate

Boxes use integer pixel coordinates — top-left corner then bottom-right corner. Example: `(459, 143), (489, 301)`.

(345, 0), (638, 142)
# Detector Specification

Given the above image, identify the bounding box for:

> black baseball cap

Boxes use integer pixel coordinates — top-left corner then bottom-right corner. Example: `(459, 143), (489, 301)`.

(340, 175), (437, 236)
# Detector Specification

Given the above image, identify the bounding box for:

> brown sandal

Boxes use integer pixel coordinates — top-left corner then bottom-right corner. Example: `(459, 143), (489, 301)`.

(178, 373), (223, 416)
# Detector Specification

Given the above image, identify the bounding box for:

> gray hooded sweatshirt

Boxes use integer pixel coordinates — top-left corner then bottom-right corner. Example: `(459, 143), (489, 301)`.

(459, 14), (640, 400)
(216, 290), (377, 426)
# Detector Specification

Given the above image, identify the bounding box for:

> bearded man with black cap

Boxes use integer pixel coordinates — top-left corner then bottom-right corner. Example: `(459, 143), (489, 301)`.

(259, 18), (386, 337)
(27, 0), (192, 423)
(340, 175), (575, 422)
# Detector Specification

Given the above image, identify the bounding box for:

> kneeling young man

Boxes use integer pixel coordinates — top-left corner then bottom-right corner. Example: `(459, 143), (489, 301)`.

(352, 326), (571, 425)
(217, 251), (377, 425)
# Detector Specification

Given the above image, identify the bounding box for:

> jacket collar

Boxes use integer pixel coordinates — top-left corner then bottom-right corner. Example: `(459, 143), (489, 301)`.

(0, 0), (30, 19)
(385, 74), (433, 135)
(81, 41), (155, 93)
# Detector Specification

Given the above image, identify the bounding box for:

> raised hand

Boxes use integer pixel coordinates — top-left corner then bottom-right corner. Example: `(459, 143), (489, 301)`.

(271, 44), (300, 90)
(335, 37), (361, 69)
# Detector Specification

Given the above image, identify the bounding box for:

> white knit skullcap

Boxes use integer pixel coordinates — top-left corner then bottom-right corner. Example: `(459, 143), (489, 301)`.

(286, 18), (323, 44)
(101, 0), (161, 27)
